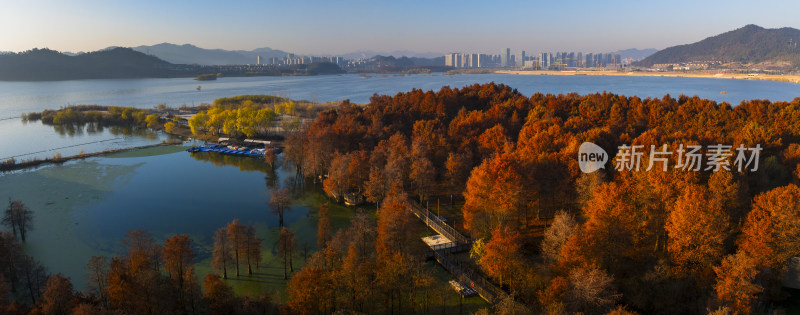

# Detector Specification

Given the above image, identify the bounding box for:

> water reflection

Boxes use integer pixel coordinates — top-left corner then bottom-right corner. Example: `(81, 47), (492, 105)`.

(189, 151), (308, 197)
(49, 122), (160, 140)
(188, 151), (273, 173)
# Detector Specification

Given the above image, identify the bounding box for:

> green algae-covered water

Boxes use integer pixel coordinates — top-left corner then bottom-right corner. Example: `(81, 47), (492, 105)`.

(0, 146), (353, 298)
(0, 145), (489, 309)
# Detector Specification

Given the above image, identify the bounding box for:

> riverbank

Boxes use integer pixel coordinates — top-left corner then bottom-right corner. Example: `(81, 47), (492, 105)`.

(0, 141), (183, 172)
(496, 70), (800, 84)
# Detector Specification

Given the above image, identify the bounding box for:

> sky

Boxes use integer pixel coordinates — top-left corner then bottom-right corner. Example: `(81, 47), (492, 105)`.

(2, 0), (800, 55)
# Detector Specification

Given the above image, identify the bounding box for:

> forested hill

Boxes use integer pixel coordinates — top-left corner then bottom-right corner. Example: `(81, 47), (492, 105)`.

(0, 48), (180, 81)
(639, 24), (800, 67)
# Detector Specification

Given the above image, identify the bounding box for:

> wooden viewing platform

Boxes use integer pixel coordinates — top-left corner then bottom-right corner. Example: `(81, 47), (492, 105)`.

(408, 201), (470, 245)
(408, 200), (510, 305)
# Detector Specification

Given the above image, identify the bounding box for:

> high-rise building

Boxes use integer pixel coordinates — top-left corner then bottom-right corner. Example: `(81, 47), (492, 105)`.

(516, 50), (525, 68)
(501, 48), (510, 67)
(445, 53), (456, 67)
(541, 53), (551, 69)
(257, 56), (261, 65)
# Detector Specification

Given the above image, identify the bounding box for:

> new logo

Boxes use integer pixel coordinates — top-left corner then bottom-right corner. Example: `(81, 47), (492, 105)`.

(578, 142), (608, 173)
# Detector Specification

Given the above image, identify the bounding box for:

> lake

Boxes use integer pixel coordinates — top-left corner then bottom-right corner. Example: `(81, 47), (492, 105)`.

(1, 73), (798, 161)
(0, 146), (488, 309)
(1, 146), (342, 294)
(0, 73), (796, 307)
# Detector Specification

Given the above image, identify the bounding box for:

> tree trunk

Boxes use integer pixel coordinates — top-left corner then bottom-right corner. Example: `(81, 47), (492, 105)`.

(222, 257), (227, 279)
(289, 246), (294, 272)
(26, 270), (35, 305)
(283, 251), (288, 280)
(234, 249), (240, 276)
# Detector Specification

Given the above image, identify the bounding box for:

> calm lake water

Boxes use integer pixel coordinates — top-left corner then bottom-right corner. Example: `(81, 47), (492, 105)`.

(1, 147), (345, 293)
(0, 73), (796, 306)
(1, 73), (798, 161)
(0, 147), (487, 308)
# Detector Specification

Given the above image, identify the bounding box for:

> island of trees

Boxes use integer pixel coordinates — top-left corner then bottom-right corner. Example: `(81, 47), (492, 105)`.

(3, 83), (800, 314)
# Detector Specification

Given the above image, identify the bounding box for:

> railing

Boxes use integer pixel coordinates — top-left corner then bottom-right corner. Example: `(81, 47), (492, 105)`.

(424, 243), (471, 259)
(408, 199), (510, 305)
(408, 201), (470, 245)
(432, 249), (507, 304)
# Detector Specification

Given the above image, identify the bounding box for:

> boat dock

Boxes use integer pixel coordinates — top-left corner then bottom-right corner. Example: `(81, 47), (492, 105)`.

(186, 145), (279, 158)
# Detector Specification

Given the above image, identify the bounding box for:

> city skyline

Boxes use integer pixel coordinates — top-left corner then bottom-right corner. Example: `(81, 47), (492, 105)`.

(1, 0), (799, 55)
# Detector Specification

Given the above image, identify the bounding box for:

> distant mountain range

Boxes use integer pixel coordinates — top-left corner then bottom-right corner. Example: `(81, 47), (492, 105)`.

(128, 43), (289, 66)
(0, 47), (345, 81)
(129, 44), (445, 64)
(334, 50), (444, 59)
(640, 24), (800, 68)
(370, 55), (445, 67)
(611, 48), (658, 61)
(0, 47), (178, 81)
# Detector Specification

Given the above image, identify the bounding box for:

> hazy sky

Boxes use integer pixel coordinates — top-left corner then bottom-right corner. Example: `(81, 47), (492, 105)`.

(2, 0), (799, 55)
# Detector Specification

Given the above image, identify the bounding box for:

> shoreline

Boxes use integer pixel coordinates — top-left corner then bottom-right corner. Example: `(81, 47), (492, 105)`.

(0, 141), (183, 172)
(495, 70), (800, 84)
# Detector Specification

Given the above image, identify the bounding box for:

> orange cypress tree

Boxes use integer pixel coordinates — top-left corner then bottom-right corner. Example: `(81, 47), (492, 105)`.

(477, 124), (508, 158)
(479, 228), (523, 287)
(739, 185), (800, 270)
(376, 192), (416, 255)
(211, 227), (232, 279)
(317, 203), (332, 249)
(666, 185), (730, 276)
(163, 234), (195, 291)
(226, 220), (246, 277)
(462, 153), (522, 238)
(713, 251), (762, 314)
(203, 273), (236, 314)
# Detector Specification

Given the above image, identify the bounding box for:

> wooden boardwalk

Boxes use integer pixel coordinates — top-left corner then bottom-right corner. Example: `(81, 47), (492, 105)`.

(408, 201), (508, 304)
(408, 201), (470, 245)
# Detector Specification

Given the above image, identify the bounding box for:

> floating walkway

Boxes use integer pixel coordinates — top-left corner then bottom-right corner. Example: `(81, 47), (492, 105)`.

(186, 145), (280, 158)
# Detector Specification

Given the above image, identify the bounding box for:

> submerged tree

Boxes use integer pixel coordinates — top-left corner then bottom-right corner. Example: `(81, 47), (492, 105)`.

(2, 200), (33, 242)
(242, 225), (259, 274)
(163, 234), (196, 297)
(278, 227), (297, 280)
(317, 203), (332, 249)
(212, 227), (232, 279)
(269, 188), (292, 227)
(226, 220), (246, 277)
(86, 256), (108, 307)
